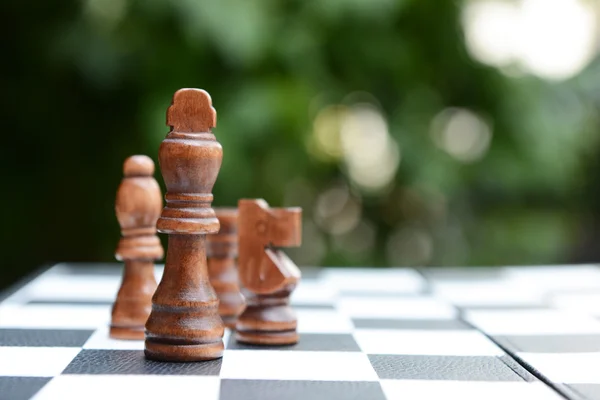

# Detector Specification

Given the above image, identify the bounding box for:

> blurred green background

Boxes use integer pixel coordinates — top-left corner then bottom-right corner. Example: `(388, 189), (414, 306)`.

(2, 0), (600, 291)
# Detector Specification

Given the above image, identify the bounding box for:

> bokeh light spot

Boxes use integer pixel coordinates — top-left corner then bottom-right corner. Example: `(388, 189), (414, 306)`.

(462, 0), (519, 67)
(340, 104), (401, 193)
(462, 0), (598, 81)
(430, 108), (492, 163)
(314, 183), (362, 235)
(309, 105), (347, 161)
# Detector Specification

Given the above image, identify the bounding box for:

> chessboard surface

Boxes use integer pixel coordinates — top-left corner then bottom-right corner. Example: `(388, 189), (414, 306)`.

(3, 263), (600, 400)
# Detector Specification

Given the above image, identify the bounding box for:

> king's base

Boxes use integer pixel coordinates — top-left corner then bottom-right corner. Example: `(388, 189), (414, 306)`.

(235, 329), (298, 345)
(144, 339), (224, 362)
(109, 325), (145, 340)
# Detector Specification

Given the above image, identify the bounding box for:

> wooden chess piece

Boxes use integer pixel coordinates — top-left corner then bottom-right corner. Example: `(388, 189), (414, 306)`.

(235, 199), (302, 345)
(207, 208), (246, 328)
(144, 88), (225, 362)
(111, 155), (164, 340)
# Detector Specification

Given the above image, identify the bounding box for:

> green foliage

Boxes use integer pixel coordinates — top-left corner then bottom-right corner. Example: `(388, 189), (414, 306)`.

(2, 0), (600, 290)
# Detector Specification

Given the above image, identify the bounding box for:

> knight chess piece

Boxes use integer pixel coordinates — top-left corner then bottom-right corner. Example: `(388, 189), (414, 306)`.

(207, 208), (246, 328)
(235, 199), (302, 345)
(110, 155), (164, 340)
(144, 88), (225, 362)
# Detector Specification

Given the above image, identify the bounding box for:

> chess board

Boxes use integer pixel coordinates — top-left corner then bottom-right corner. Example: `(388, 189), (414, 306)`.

(3, 264), (600, 400)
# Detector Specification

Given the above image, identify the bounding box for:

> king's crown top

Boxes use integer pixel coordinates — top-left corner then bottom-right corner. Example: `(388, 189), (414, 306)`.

(166, 88), (217, 133)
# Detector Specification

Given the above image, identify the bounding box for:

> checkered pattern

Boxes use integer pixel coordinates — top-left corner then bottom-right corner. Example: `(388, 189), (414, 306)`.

(1, 263), (588, 400)
(425, 264), (600, 400)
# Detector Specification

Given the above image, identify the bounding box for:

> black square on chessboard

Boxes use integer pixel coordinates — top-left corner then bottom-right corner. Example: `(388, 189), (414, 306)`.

(368, 355), (524, 381)
(293, 304), (336, 310)
(338, 290), (429, 297)
(351, 318), (471, 330)
(0, 377), (51, 400)
(297, 267), (323, 280)
(495, 334), (600, 353)
(62, 350), (222, 375)
(219, 380), (386, 400)
(0, 329), (94, 347)
(567, 384), (600, 400)
(226, 333), (361, 352)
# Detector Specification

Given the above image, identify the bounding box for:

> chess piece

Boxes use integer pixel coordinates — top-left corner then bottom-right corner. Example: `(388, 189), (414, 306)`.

(111, 155), (164, 340)
(235, 199), (302, 345)
(207, 208), (246, 328)
(144, 88), (225, 362)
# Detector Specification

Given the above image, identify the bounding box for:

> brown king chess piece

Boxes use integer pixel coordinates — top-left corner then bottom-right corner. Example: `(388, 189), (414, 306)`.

(207, 208), (246, 328)
(111, 155), (164, 340)
(235, 199), (302, 345)
(144, 88), (225, 362)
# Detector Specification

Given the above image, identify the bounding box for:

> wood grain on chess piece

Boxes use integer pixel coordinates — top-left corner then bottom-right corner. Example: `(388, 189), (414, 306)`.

(111, 155), (164, 340)
(207, 208), (246, 328)
(236, 199), (302, 345)
(144, 88), (225, 362)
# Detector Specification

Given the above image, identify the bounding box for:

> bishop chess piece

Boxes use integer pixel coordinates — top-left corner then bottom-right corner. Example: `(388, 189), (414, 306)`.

(111, 155), (164, 340)
(207, 208), (246, 328)
(144, 88), (225, 362)
(235, 199), (302, 345)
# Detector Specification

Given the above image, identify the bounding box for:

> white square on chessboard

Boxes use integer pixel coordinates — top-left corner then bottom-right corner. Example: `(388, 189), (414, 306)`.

(550, 293), (600, 317)
(20, 275), (121, 302)
(32, 375), (220, 400)
(336, 297), (457, 319)
(0, 347), (80, 377)
(431, 280), (545, 307)
(296, 309), (354, 333)
(517, 352), (600, 384)
(154, 264), (165, 280)
(223, 328), (232, 349)
(464, 309), (600, 335)
(290, 281), (338, 306)
(354, 329), (504, 356)
(0, 304), (110, 329)
(220, 350), (379, 381)
(321, 267), (425, 294)
(380, 380), (563, 400)
(83, 326), (144, 350)
(504, 264), (600, 291)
